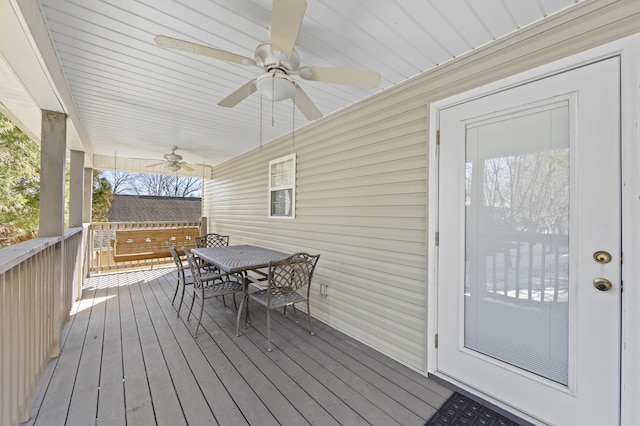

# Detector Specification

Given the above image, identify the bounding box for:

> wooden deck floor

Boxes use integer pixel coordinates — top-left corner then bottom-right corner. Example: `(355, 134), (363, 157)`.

(22, 267), (452, 425)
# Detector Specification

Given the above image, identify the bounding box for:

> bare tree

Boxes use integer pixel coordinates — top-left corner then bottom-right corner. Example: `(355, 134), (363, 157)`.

(473, 149), (569, 234)
(132, 173), (202, 197)
(104, 171), (202, 197)
(110, 170), (138, 194)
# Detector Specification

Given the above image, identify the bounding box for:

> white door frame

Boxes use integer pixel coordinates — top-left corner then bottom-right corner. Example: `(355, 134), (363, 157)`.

(427, 34), (640, 425)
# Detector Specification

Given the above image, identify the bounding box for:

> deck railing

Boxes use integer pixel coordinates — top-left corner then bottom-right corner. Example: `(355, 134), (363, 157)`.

(0, 221), (202, 425)
(89, 221), (203, 274)
(471, 232), (569, 303)
(0, 226), (88, 426)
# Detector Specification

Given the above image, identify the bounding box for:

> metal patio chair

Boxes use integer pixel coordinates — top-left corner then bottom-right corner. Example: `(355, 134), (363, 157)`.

(167, 241), (222, 318)
(195, 232), (232, 305)
(167, 241), (193, 317)
(183, 247), (244, 336)
(238, 252), (320, 351)
(195, 233), (229, 248)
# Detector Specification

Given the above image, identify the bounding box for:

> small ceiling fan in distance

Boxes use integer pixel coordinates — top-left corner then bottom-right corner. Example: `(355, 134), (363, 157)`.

(146, 146), (195, 172)
(154, 0), (381, 121)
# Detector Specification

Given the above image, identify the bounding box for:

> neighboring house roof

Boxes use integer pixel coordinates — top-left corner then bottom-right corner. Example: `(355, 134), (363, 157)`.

(108, 194), (202, 222)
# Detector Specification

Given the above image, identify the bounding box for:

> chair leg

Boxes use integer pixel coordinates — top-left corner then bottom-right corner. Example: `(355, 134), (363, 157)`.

(187, 287), (196, 321)
(195, 291), (204, 337)
(171, 279), (179, 305)
(176, 284), (185, 317)
(221, 294), (227, 307)
(245, 296), (251, 324)
(236, 295), (247, 337)
(244, 298), (250, 329)
(267, 307), (272, 352)
(307, 299), (314, 336)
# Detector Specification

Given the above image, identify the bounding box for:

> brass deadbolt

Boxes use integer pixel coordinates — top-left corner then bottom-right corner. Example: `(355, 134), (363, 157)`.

(593, 251), (612, 264)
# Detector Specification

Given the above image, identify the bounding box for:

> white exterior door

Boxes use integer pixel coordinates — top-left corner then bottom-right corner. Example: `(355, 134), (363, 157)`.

(435, 57), (621, 425)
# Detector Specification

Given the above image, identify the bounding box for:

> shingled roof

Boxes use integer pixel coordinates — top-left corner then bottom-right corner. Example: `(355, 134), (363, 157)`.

(108, 195), (202, 222)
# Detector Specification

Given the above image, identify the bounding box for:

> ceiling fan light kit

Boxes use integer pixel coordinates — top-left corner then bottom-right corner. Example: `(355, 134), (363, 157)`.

(256, 72), (296, 101)
(154, 0), (380, 122)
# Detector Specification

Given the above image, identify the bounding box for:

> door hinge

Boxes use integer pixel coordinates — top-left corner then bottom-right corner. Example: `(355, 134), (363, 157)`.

(435, 232), (439, 246)
(435, 334), (439, 348)
(436, 130), (440, 145)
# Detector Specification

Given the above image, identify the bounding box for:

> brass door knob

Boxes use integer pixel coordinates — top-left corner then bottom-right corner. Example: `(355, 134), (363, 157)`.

(593, 278), (613, 292)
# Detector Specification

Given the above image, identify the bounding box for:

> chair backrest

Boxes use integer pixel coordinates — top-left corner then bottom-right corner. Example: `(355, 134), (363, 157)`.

(268, 253), (320, 293)
(182, 247), (203, 289)
(166, 241), (183, 269)
(195, 233), (229, 248)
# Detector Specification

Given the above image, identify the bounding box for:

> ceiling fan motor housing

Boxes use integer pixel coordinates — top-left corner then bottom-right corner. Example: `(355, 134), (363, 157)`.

(163, 147), (182, 162)
(255, 42), (300, 72)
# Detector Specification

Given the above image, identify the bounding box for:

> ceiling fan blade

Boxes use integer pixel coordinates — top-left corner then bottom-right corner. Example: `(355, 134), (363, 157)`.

(270, 0), (307, 59)
(298, 65), (381, 88)
(294, 85), (322, 121)
(154, 35), (256, 66)
(218, 79), (258, 108)
(180, 163), (195, 172)
(146, 161), (167, 168)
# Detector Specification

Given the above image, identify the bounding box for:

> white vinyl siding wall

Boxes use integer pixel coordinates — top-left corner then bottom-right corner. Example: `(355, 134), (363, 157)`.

(203, 0), (640, 373)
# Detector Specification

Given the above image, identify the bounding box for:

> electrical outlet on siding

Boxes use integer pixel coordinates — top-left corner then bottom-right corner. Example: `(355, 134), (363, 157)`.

(319, 283), (328, 297)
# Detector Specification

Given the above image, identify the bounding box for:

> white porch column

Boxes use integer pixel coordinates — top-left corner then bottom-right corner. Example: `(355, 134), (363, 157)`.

(39, 110), (66, 237)
(69, 151), (86, 301)
(83, 167), (93, 223)
(69, 150), (84, 228)
(39, 109), (66, 357)
(200, 216), (208, 236)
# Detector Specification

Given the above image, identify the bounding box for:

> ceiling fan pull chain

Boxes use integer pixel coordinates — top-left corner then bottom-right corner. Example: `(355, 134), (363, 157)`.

(271, 74), (275, 127)
(291, 98), (295, 152)
(260, 94), (263, 149)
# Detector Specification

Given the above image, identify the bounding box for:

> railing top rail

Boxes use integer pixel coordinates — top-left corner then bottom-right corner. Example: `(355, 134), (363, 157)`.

(1, 236), (58, 274)
(91, 220), (201, 226)
(65, 226), (86, 238)
(0, 227), (85, 274)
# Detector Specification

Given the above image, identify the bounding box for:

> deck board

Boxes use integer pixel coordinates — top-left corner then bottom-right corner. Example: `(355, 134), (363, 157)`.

(23, 267), (453, 426)
(129, 275), (187, 426)
(150, 275), (248, 426)
(96, 281), (126, 425)
(138, 276), (218, 425)
(22, 289), (83, 426)
(266, 306), (443, 420)
(228, 301), (403, 425)
(30, 286), (97, 425)
(118, 274), (156, 425)
(65, 282), (106, 426)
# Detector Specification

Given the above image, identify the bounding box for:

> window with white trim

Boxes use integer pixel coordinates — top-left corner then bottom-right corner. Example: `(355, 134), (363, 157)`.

(268, 153), (296, 218)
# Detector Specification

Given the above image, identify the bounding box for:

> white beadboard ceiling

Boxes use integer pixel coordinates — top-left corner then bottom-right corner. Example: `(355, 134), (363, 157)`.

(36, 0), (580, 169)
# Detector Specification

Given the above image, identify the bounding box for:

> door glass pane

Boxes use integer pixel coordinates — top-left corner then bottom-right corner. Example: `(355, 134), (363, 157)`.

(464, 102), (570, 385)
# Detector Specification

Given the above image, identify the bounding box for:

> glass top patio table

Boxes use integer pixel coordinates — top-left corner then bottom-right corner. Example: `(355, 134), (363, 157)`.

(191, 244), (289, 274)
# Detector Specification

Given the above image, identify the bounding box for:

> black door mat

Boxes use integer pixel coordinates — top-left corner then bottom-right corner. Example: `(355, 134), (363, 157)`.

(426, 392), (521, 426)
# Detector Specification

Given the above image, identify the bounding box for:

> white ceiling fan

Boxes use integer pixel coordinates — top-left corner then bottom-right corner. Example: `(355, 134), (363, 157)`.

(146, 146), (195, 172)
(154, 0), (381, 121)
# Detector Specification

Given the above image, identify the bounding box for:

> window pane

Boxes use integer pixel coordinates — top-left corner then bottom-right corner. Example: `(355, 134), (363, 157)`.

(271, 158), (293, 187)
(270, 189), (292, 216)
(464, 103), (570, 385)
